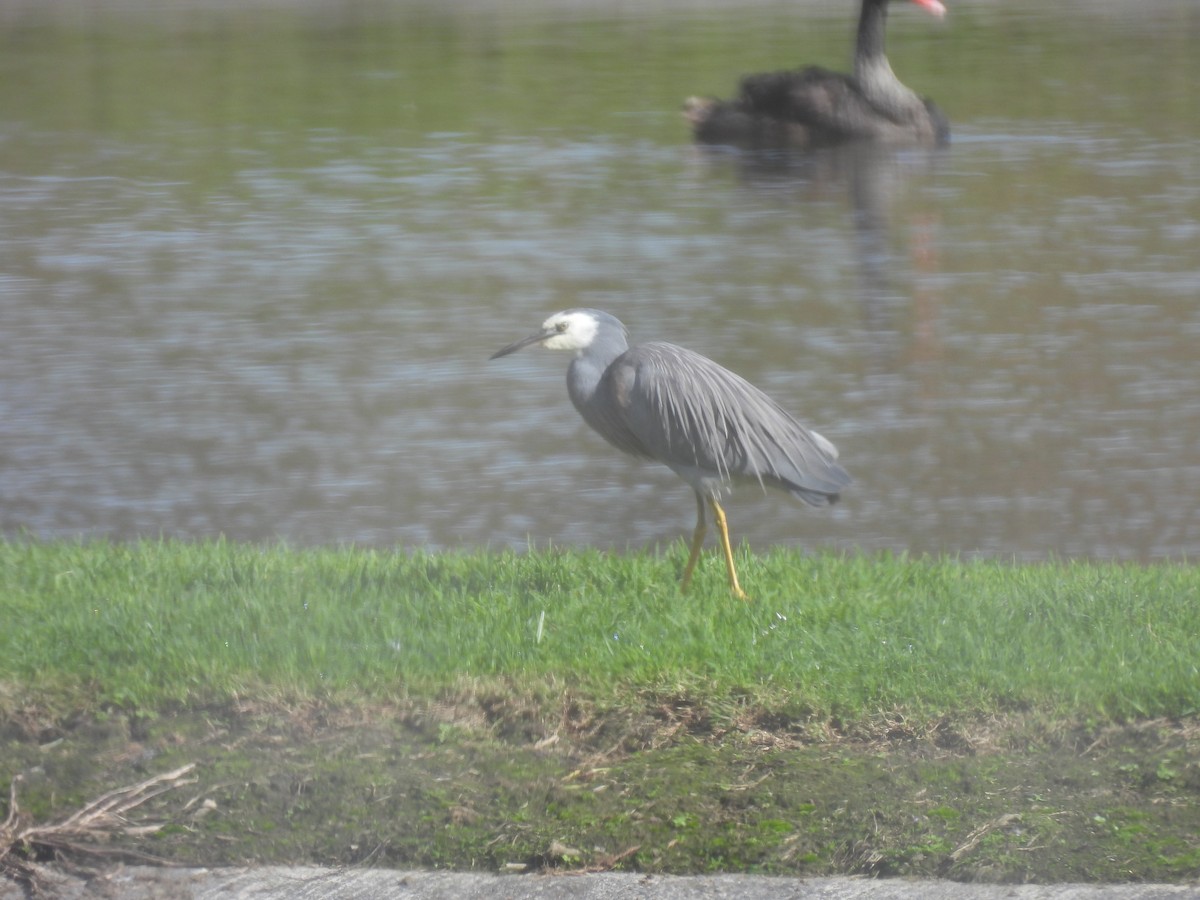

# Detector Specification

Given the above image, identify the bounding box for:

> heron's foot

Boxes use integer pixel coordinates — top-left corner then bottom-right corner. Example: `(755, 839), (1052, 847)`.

(726, 562), (750, 601)
(678, 556), (751, 600)
(707, 498), (751, 602)
(680, 500), (707, 593)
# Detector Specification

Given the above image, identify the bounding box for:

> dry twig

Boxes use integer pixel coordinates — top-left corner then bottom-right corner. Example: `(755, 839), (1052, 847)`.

(1, 763), (197, 893)
(949, 813), (1021, 861)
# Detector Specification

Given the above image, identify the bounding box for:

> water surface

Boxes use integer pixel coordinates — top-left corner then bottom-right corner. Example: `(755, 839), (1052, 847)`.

(2, 0), (1198, 561)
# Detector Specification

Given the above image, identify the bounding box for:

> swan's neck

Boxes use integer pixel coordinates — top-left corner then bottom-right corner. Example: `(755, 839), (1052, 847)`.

(853, 0), (924, 120)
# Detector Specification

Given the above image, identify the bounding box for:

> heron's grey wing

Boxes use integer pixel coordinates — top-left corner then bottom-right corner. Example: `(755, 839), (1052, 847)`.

(605, 342), (851, 502)
(569, 359), (656, 462)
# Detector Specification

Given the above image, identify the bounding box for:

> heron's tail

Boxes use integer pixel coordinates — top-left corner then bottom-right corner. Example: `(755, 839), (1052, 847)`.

(789, 486), (841, 507)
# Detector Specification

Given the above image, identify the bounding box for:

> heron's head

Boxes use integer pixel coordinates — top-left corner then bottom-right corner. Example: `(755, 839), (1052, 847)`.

(490, 309), (624, 359)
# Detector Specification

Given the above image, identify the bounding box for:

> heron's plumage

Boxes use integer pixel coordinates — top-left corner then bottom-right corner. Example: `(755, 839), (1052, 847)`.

(491, 308), (851, 598)
(606, 342), (848, 504)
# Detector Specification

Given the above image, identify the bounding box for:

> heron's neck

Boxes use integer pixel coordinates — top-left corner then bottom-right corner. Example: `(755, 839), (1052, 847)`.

(853, 0), (924, 120)
(566, 335), (627, 415)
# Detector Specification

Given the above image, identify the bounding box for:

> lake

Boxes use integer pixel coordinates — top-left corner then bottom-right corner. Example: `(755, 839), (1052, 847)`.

(1, 0), (1198, 561)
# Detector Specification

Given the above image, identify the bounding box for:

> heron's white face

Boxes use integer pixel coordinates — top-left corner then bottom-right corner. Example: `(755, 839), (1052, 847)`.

(539, 310), (598, 352)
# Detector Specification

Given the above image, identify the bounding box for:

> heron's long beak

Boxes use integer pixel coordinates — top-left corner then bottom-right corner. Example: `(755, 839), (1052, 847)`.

(489, 328), (552, 360)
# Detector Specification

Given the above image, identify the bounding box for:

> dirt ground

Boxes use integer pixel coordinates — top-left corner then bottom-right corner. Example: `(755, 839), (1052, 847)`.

(3, 701), (1200, 895)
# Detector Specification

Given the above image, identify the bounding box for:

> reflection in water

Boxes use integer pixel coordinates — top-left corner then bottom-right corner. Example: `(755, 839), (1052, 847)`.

(1, 0), (1199, 562)
(686, 140), (947, 403)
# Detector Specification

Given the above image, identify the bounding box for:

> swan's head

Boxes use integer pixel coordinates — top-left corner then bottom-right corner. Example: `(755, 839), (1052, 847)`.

(490, 309), (627, 359)
(906, 0), (946, 17)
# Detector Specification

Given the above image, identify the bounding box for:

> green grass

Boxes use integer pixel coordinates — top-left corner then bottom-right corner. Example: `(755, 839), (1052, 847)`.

(4, 538), (1200, 883)
(2, 538), (1197, 726)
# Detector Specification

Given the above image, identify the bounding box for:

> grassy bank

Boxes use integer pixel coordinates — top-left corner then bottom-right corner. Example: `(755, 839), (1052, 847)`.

(2, 539), (1197, 720)
(2, 539), (1199, 883)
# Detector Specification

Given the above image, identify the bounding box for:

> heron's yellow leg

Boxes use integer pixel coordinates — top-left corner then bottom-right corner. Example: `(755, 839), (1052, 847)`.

(679, 494), (707, 593)
(708, 498), (749, 601)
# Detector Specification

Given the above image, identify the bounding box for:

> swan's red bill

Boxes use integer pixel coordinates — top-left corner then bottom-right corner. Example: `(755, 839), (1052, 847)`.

(911, 0), (947, 17)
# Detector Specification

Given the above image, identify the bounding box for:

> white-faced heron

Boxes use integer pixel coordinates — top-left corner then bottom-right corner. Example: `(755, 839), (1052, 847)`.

(490, 309), (851, 600)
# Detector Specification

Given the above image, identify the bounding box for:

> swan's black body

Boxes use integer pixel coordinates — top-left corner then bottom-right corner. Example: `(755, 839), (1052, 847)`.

(686, 0), (948, 150)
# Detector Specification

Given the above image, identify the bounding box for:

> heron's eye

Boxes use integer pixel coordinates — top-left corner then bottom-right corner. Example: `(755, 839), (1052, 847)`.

(555, 321), (569, 333)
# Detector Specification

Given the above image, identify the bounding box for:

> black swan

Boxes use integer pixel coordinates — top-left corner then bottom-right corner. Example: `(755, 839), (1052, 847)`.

(685, 0), (949, 149)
